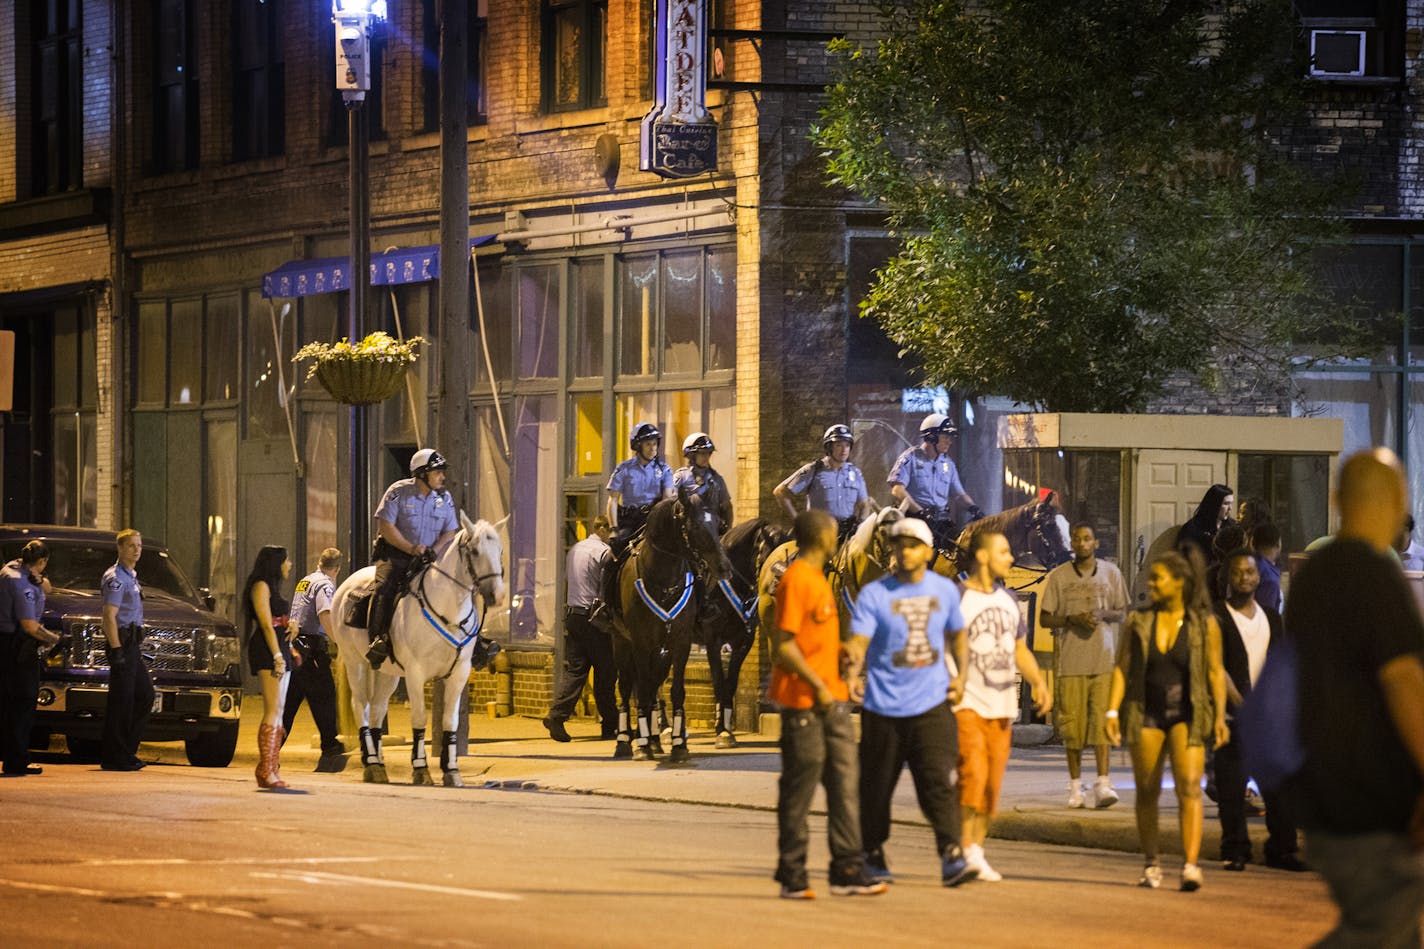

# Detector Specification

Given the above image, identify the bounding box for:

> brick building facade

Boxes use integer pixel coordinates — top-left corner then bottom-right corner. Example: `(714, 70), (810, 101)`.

(0, 1), (1420, 727)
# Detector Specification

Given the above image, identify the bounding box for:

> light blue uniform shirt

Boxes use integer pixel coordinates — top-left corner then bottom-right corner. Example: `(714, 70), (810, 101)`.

(784, 459), (869, 520)
(289, 571), (336, 638)
(0, 560), (45, 635)
(606, 457), (674, 507)
(887, 446), (965, 511)
(850, 572), (965, 718)
(565, 535), (611, 610)
(375, 479), (459, 548)
(102, 562), (144, 626)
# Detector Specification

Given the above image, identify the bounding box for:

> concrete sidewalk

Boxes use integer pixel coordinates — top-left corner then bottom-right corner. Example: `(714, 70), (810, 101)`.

(142, 697), (1277, 860)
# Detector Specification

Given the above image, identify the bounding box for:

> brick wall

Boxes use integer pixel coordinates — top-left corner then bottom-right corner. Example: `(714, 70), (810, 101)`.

(0, 7), (15, 204)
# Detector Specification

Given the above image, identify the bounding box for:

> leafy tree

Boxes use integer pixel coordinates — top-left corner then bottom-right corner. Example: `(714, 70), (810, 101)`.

(814, 0), (1360, 413)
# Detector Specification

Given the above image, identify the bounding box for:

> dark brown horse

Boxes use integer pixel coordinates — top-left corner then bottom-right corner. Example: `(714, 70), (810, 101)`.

(939, 492), (1071, 579)
(612, 483), (730, 762)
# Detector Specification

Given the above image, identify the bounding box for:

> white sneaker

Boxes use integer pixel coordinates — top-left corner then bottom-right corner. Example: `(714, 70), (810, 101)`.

(1067, 780), (1085, 808)
(1093, 776), (1119, 809)
(1181, 862), (1203, 892)
(966, 844), (1003, 882)
(1139, 862), (1163, 889)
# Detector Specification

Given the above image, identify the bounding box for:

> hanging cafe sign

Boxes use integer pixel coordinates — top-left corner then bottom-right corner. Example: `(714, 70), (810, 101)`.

(640, 0), (718, 179)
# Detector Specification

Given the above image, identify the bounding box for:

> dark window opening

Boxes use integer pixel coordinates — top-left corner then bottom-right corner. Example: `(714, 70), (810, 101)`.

(1298, 0), (1405, 79)
(153, 0), (200, 173)
(421, 0), (489, 132)
(541, 0), (607, 113)
(29, 0), (83, 195)
(232, 0), (285, 161)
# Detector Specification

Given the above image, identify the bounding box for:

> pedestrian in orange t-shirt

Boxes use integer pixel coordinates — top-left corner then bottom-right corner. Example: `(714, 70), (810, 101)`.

(770, 509), (886, 900)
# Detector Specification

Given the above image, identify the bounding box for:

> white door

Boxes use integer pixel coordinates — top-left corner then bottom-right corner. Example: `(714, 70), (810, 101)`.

(1129, 449), (1229, 604)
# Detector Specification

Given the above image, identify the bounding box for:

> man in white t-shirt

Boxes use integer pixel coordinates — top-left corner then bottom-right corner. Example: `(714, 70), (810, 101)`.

(1039, 523), (1129, 808)
(1214, 549), (1304, 873)
(950, 531), (1052, 882)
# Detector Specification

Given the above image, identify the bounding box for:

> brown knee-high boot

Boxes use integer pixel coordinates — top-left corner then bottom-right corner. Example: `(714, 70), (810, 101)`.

(255, 723), (274, 787)
(268, 725), (289, 789)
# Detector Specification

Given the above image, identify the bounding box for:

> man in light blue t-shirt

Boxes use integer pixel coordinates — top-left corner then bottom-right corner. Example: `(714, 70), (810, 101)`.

(848, 517), (975, 888)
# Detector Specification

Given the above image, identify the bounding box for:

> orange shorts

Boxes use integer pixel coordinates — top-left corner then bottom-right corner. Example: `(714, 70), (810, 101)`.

(956, 709), (1013, 817)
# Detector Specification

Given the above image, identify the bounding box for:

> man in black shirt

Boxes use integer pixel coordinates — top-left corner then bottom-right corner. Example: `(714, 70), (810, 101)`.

(1288, 448), (1424, 948)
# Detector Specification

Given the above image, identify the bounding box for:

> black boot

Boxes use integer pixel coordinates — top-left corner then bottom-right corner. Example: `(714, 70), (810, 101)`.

(366, 594), (395, 669)
(470, 634), (502, 671)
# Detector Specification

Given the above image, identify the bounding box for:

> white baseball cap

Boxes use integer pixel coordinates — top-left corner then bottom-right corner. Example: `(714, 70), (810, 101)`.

(889, 518), (934, 547)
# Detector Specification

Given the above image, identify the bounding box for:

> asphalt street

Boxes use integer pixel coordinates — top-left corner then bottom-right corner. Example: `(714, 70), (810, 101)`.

(1, 753), (1338, 948)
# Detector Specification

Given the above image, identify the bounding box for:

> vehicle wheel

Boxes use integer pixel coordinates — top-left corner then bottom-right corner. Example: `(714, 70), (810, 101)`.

(185, 722), (239, 768)
(66, 734), (103, 762)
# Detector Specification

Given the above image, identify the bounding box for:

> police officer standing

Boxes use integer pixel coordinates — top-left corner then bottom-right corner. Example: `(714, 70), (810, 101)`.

(366, 449), (460, 669)
(774, 424), (875, 542)
(605, 421), (675, 556)
(282, 547), (348, 771)
(101, 529), (155, 772)
(543, 517), (619, 742)
(675, 432), (734, 530)
(0, 541), (60, 776)
(888, 414), (981, 550)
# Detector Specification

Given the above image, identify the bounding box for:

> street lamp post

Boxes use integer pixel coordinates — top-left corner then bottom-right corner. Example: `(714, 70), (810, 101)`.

(333, 1), (386, 567)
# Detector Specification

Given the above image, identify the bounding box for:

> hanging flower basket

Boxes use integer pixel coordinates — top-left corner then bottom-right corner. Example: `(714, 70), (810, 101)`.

(293, 332), (424, 406)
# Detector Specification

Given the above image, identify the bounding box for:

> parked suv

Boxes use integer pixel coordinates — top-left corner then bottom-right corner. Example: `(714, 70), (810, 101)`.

(0, 526), (244, 767)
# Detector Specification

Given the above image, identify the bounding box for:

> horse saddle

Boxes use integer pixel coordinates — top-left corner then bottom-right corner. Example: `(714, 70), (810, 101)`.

(342, 575), (383, 629)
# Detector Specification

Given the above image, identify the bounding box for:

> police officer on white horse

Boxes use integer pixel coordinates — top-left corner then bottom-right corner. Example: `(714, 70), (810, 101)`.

(774, 423), (876, 543)
(888, 414), (982, 551)
(366, 449), (460, 669)
(675, 432), (734, 530)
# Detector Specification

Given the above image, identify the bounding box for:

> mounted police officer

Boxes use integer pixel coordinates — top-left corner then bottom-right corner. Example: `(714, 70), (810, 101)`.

(0, 541), (60, 777)
(605, 421), (676, 557)
(774, 423), (875, 542)
(101, 529), (155, 771)
(888, 414), (982, 551)
(366, 448), (461, 669)
(675, 432), (734, 530)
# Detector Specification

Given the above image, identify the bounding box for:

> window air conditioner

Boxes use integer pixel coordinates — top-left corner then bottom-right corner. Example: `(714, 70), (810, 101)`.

(1309, 29), (1366, 77)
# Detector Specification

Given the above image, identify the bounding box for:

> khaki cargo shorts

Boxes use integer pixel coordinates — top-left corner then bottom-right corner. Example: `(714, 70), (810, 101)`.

(1055, 671), (1113, 750)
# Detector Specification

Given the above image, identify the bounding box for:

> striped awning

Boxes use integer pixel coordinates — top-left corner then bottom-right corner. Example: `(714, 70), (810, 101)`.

(261, 234), (498, 298)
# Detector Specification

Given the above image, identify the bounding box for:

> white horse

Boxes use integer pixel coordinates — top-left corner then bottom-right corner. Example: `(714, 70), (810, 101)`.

(330, 511), (506, 787)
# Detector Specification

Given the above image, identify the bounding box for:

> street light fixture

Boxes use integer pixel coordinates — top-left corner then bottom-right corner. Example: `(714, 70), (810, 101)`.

(332, 0), (386, 567)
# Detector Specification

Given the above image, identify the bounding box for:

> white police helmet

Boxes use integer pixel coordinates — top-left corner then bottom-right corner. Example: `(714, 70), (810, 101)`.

(682, 432), (715, 456)
(919, 413), (958, 439)
(410, 448), (449, 476)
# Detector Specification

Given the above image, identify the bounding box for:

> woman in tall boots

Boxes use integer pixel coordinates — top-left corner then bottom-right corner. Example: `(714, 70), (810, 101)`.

(245, 546), (294, 789)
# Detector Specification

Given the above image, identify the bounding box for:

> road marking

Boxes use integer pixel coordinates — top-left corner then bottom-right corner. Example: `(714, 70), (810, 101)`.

(76, 855), (421, 867)
(252, 870), (522, 902)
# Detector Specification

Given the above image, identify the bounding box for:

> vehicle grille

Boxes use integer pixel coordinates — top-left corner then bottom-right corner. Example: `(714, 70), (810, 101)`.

(64, 621), (207, 673)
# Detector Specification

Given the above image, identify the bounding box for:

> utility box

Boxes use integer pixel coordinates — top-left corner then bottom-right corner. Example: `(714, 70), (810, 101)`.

(998, 413), (1344, 598)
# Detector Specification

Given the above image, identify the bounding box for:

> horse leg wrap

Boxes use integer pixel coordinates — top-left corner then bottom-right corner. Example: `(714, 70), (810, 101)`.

(411, 728), (427, 770)
(359, 726), (379, 767)
(672, 711), (685, 747)
(371, 726), (385, 764)
(440, 730), (458, 772)
(636, 712), (651, 747)
(618, 709), (630, 737)
(720, 704), (735, 735)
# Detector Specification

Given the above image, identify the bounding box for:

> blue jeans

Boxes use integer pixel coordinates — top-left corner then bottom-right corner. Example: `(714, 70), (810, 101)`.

(775, 703), (862, 886)
(1309, 829), (1424, 949)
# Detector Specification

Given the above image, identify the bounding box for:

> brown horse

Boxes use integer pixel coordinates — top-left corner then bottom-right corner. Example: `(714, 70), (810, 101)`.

(938, 492), (1071, 580)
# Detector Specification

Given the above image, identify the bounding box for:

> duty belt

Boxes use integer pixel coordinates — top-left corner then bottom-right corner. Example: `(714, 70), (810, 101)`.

(566, 605), (592, 617)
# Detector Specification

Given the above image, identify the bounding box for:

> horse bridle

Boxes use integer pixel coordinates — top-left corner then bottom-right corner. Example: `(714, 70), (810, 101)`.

(415, 528), (503, 640)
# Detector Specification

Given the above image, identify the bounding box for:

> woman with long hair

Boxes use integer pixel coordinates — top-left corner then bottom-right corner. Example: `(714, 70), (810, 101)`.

(245, 545), (294, 789)
(1106, 549), (1228, 892)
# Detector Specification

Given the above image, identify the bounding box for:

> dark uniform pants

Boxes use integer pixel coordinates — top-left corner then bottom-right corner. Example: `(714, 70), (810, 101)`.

(549, 612), (617, 726)
(0, 634), (41, 773)
(283, 639), (343, 754)
(102, 626), (154, 768)
(370, 549), (415, 638)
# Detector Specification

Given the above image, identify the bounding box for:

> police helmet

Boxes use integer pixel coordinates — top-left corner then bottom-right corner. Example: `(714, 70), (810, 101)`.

(822, 424), (854, 453)
(410, 448), (449, 476)
(629, 422), (662, 450)
(919, 413), (958, 439)
(682, 432), (716, 456)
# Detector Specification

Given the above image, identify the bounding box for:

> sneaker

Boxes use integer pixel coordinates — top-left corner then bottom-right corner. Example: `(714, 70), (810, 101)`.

(1093, 776), (1119, 809)
(1139, 862), (1163, 889)
(864, 848), (895, 885)
(1067, 780), (1085, 808)
(965, 844), (1003, 883)
(941, 845), (979, 887)
(778, 883), (815, 900)
(828, 869), (889, 897)
(1180, 863), (1203, 892)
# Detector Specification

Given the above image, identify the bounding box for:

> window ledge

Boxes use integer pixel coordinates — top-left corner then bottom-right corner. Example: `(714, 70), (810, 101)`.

(0, 188), (110, 240)
(1307, 74), (1403, 89)
(516, 109), (614, 135)
(399, 126), (492, 152)
(213, 156), (288, 179)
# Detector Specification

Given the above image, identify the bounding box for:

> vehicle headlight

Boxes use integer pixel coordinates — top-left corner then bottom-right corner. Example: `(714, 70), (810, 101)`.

(206, 632), (242, 675)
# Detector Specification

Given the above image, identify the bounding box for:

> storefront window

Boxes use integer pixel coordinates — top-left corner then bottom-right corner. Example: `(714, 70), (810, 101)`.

(509, 395), (559, 644)
(706, 246), (735, 371)
(206, 295), (240, 402)
(137, 301), (168, 405)
(245, 289), (294, 439)
(1236, 454), (1330, 557)
(304, 408), (339, 563)
(571, 257), (604, 377)
(1002, 449), (1122, 561)
(473, 261), (511, 385)
(570, 393), (603, 477)
(169, 298), (203, 405)
(519, 265), (560, 378)
(620, 253), (656, 378)
(662, 250), (702, 375)
(206, 419), (239, 620)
